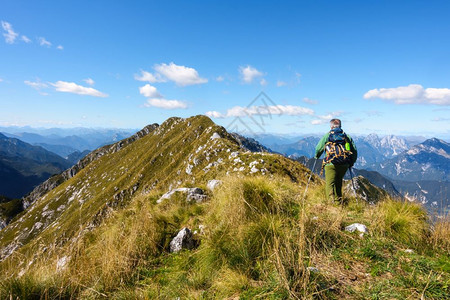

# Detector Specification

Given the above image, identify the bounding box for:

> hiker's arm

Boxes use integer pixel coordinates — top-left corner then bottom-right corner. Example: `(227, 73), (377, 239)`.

(315, 133), (328, 159)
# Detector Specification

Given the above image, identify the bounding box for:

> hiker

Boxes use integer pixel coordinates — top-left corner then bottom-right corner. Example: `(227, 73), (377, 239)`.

(314, 119), (357, 204)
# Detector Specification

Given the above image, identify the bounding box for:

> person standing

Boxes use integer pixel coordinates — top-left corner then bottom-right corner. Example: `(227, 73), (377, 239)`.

(314, 119), (357, 204)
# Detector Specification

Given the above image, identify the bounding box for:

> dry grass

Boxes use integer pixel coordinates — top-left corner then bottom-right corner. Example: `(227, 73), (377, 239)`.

(1, 175), (448, 299)
(368, 198), (429, 246)
(430, 216), (450, 253)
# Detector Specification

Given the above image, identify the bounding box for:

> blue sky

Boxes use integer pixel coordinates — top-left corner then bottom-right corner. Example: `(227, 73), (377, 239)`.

(1, 0), (449, 138)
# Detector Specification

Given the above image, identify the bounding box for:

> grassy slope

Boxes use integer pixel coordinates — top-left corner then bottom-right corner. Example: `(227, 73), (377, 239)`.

(0, 115), (448, 299)
(0, 176), (448, 299)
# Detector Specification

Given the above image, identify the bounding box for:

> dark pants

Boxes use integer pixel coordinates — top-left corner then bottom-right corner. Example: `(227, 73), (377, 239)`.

(324, 164), (349, 203)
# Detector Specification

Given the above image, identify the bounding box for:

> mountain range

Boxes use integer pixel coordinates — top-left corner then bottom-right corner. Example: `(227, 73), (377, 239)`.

(0, 133), (73, 198)
(262, 134), (449, 213)
(1, 128), (136, 158)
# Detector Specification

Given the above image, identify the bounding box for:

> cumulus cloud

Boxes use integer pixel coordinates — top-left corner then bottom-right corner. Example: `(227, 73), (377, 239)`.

(135, 63), (207, 86)
(154, 62), (208, 86)
(364, 84), (450, 105)
(239, 65), (264, 84)
(139, 84), (162, 98)
(276, 80), (287, 87)
(303, 97), (318, 105)
(208, 105), (314, 118)
(38, 37), (51, 47)
(138, 82), (187, 109)
(144, 98), (187, 109)
(216, 76), (225, 82)
(134, 70), (167, 83)
(83, 78), (95, 86)
(310, 112), (342, 125)
(205, 111), (225, 118)
(57, 45), (63, 50)
(21, 35), (31, 43)
(1, 21), (18, 44)
(51, 81), (108, 97)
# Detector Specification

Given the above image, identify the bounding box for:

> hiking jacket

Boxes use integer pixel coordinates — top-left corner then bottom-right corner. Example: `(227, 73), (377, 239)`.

(314, 130), (358, 165)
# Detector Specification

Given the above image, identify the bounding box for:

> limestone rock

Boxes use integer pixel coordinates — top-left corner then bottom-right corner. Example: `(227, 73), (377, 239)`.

(170, 228), (195, 253)
(207, 180), (222, 191)
(345, 223), (368, 235)
(157, 187), (207, 204)
(210, 132), (221, 139)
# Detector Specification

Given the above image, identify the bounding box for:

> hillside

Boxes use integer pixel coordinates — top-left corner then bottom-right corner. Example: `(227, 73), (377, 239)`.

(0, 133), (72, 198)
(0, 116), (448, 299)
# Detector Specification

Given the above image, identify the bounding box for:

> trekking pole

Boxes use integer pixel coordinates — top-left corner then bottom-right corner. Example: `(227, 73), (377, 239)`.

(349, 167), (358, 203)
(302, 158), (317, 201)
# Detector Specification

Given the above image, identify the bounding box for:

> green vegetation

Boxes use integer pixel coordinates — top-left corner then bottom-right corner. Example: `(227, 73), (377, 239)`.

(1, 175), (448, 299)
(0, 116), (448, 299)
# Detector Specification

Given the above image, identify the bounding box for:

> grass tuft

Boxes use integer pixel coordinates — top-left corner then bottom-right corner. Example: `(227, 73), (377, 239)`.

(370, 198), (429, 246)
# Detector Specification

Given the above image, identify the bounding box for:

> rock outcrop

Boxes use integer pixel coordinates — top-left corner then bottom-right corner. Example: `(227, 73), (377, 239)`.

(169, 228), (195, 253)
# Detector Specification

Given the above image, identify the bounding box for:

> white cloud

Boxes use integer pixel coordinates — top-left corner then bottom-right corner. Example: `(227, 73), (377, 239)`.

(51, 81), (108, 97)
(276, 80), (287, 87)
(239, 65), (264, 84)
(139, 84), (162, 98)
(205, 111), (225, 118)
(21, 35), (31, 43)
(57, 45), (63, 50)
(225, 105), (314, 117)
(137, 81), (186, 109)
(260, 78), (268, 86)
(135, 63), (207, 86)
(310, 112), (342, 125)
(134, 70), (167, 83)
(144, 98), (187, 109)
(1, 21), (18, 44)
(154, 62), (208, 86)
(38, 37), (51, 47)
(303, 97), (318, 105)
(83, 78), (95, 86)
(0, 78), (3, 82)
(216, 76), (225, 82)
(24, 80), (48, 90)
(364, 84), (450, 105)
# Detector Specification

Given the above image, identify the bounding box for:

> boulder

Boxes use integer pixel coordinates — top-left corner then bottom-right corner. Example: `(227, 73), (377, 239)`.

(210, 132), (221, 139)
(344, 223), (368, 236)
(207, 180), (222, 191)
(157, 187), (207, 204)
(186, 188), (207, 203)
(170, 228), (195, 253)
